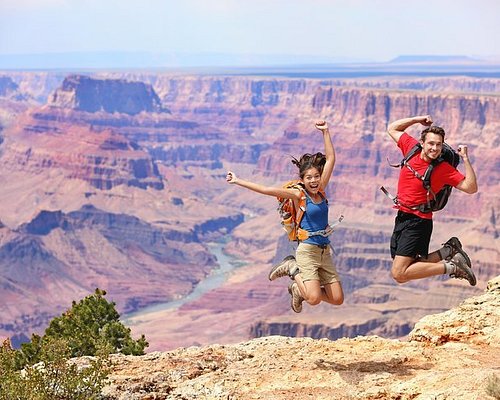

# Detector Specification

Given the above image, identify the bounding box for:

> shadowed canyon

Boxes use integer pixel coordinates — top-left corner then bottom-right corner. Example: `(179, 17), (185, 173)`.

(0, 71), (498, 352)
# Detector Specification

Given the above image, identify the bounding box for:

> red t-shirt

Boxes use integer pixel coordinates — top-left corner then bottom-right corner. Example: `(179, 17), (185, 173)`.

(397, 133), (464, 219)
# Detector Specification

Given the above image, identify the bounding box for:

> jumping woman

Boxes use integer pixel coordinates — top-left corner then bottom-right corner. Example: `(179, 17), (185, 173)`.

(226, 120), (344, 313)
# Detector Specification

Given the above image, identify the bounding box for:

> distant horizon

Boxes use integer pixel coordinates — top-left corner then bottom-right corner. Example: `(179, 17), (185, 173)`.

(1, 51), (499, 71)
(1, 0), (497, 68)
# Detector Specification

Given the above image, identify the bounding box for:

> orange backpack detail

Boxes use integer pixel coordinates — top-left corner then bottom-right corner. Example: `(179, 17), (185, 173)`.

(277, 180), (326, 241)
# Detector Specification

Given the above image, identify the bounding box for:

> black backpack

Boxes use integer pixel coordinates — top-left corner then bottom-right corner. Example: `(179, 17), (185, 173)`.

(382, 143), (460, 213)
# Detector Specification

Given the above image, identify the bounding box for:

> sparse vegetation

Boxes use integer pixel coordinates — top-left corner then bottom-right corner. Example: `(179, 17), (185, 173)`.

(0, 288), (148, 399)
(487, 374), (500, 399)
(0, 337), (110, 400)
(17, 288), (148, 368)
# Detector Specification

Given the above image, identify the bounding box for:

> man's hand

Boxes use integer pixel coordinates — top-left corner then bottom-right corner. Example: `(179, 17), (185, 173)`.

(315, 120), (329, 132)
(457, 145), (469, 160)
(455, 144), (478, 194)
(418, 115), (433, 126)
(387, 115), (432, 144)
(226, 171), (238, 184)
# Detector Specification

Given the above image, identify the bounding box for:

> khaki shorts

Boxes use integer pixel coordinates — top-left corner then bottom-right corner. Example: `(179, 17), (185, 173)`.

(296, 242), (340, 285)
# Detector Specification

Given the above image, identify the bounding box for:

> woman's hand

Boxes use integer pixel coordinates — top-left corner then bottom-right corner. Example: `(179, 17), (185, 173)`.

(315, 120), (329, 132)
(226, 171), (238, 184)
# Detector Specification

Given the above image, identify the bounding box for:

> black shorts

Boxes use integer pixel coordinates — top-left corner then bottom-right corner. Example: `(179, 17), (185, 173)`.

(390, 210), (433, 259)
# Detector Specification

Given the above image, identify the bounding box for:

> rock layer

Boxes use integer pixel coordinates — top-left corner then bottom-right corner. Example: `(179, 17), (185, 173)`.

(0, 72), (498, 352)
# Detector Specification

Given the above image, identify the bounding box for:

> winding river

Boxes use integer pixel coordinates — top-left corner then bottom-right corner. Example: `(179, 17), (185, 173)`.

(124, 240), (245, 320)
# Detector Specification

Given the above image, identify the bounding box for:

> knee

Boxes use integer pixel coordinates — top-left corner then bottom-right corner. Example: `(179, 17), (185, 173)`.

(330, 296), (344, 306)
(391, 256), (414, 284)
(391, 270), (408, 284)
(306, 295), (321, 305)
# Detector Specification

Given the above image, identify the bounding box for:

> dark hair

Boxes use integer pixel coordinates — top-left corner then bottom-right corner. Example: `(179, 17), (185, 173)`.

(291, 152), (326, 179)
(421, 126), (445, 141)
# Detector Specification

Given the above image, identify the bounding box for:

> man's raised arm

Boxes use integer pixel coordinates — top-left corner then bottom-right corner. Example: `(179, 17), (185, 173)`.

(387, 115), (433, 144)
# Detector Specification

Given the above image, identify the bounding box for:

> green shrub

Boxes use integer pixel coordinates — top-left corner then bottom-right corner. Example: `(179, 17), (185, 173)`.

(1, 288), (148, 399)
(17, 288), (148, 367)
(0, 337), (110, 400)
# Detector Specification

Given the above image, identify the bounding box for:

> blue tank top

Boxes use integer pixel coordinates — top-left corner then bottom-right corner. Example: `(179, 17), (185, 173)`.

(300, 194), (329, 246)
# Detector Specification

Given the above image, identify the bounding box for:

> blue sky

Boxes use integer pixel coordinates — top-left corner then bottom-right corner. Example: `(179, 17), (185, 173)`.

(0, 0), (498, 63)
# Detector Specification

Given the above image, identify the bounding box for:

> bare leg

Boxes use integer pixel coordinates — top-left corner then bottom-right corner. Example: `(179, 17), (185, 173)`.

(295, 275), (343, 305)
(392, 255), (445, 283)
(323, 282), (344, 305)
(420, 250), (443, 262)
(294, 275), (321, 305)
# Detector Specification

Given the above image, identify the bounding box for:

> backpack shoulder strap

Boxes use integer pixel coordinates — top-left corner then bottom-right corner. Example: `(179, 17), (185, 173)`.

(294, 185), (307, 228)
(387, 143), (422, 168)
(402, 143), (422, 165)
(422, 158), (443, 190)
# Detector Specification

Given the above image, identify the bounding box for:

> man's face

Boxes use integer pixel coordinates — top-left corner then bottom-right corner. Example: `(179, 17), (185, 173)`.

(420, 132), (443, 161)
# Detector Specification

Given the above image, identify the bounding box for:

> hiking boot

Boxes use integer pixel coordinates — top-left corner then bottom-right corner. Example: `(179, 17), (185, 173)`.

(442, 237), (472, 268)
(449, 253), (477, 286)
(269, 255), (298, 281)
(288, 282), (304, 313)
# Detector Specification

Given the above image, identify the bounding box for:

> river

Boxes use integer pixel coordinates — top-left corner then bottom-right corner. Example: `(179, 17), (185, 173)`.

(123, 240), (245, 320)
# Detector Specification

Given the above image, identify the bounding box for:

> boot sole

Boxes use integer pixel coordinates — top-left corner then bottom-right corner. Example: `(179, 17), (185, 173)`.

(268, 255), (295, 281)
(453, 258), (477, 286)
(459, 265), (477, 286)
(288, 283), (302, 313)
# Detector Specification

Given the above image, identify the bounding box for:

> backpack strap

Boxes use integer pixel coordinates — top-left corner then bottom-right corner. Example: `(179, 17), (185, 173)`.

(380, 186), (434, 213)
(401, 145), (443, 204)
(382, 143), (455, 214)
(387, 143), (421, 168)
(295, 188), (307, 228)
(305, 215), (344, 238)
(420, 158), (438, 194)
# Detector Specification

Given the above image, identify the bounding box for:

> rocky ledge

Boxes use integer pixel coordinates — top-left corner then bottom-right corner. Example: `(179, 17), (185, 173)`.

(99, 275), (500, 400)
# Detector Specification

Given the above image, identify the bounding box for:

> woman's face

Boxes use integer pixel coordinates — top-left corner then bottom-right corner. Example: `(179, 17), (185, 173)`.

(301, 167), (321, 194)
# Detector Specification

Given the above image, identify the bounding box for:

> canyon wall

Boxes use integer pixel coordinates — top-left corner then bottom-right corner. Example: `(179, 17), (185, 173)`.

(0, 71), (498, 350)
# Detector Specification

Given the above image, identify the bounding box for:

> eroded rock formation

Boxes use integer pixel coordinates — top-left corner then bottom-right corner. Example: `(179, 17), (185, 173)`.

(99, 276), (500, 399)
(50, 75), (166, 115)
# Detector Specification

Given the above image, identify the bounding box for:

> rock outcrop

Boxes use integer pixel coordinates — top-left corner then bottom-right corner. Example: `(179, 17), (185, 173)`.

(1, 106), (166, 191)
(100, 275), (500, 399)
(1, 75), (269, 194)
(50, 75), (166, 115)
(127, 74), (500, 145)
(0, 76), (18, 97)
